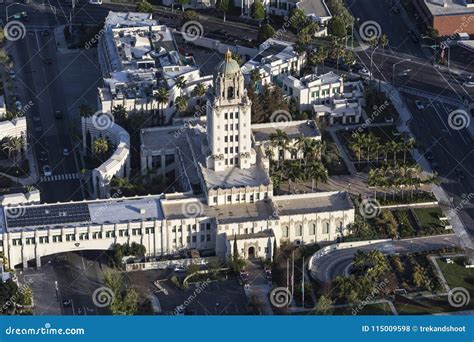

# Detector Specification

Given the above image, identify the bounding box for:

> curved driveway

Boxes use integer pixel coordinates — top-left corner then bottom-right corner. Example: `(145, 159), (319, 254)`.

(310, 235), (458, 283)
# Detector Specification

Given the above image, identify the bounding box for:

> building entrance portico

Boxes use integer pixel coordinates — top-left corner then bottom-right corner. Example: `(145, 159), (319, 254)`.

(248, 246), (256, 259)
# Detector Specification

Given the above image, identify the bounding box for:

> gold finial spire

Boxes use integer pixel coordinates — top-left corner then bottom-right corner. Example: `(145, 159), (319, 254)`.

(225, 48), (232, 63)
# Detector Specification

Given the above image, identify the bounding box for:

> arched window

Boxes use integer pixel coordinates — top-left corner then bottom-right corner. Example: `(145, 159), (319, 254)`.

(227, 86), (234, 99)
(282, 226), (289, 238)
(310, 223), (316, 235)
(296, 224), (302, 236)
(323, 222), (330, 234)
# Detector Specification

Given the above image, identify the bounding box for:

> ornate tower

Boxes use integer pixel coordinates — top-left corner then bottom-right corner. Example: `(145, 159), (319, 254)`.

(206, 50), (253, 172)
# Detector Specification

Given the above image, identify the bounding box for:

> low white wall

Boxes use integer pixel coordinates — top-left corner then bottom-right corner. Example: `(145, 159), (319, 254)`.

(125, 256), (218, 272)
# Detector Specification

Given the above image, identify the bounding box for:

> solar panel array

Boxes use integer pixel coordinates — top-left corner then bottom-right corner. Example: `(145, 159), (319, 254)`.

(5, 203), (91, 230)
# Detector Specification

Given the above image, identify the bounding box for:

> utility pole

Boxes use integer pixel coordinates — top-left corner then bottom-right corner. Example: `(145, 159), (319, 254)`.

(301, 256), (305, 308)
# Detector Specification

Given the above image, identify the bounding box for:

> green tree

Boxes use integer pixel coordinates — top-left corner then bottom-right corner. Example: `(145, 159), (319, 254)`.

(112, 104), (128, 123)
(217, 0), (231, 22)
(289, 8), (307, 32)
(136, 0), (153, 13)
(92, 137), (109, 160)
(2, 136), (24, 163)
(328, 16), (347, 40)
(257, 24), (275, 44)
(175, 95), (188, 115)
(181, 10), (199, 25)
(314, 295), (333, 315)
(251, 0), (266, 23)
(154, 87), (169, 125)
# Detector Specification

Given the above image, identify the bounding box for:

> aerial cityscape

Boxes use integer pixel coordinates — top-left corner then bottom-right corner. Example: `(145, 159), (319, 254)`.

(0, 0), (473, 320)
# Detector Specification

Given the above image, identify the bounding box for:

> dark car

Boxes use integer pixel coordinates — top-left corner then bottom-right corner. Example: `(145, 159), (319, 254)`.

(425, 151), (434, 160)
(39, 150), (48, 162)
(54, 110), (63, 119)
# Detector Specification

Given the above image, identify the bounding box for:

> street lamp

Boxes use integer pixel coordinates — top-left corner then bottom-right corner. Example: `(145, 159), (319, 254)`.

(369, 46), (379, 85)
(422, 35), (438, 66)
(392, 58), (411, 85)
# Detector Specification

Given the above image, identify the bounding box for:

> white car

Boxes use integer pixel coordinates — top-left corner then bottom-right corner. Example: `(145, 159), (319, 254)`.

(9, 70), (16, 79)
(415, 100), (425, 110)
(43, 165), (52, 177)
(63, 148), (70, 156)
(463, 81), (474, 88)
(89, 0), (102, 4)
(359, 68), (371, 77)
(15, 101), (22, 111)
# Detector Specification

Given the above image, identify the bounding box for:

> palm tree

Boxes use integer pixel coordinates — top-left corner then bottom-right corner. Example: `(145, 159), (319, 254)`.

(309, 47), (328, 68)
(307, 161), (328, 191)
(175, 76), (187, 97)
(330, 45), (345, 73)
(264, 146), (274, 161)
(154, 87), (169, 126)
(269, 129), (289, 167)
(295, 135), (308, 166)
(365, 133), (379, 163)
(192, 83), (206, 106)
(389, 140), (402, 165)
(92, 137), (109, 159)
(379, 34), (389, 50)
(351, 134), (366, 164)
(2, 136), (24, 163)
(112, 104), (127, 123)
(175, 96), (188, 116)
(404, 138), (416, 164)
(4, 110), (20, 121)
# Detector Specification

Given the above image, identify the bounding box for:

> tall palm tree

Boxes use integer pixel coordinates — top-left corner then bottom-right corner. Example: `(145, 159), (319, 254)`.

(295, 135), (308, 166)
(112, 104), (128, 123)
(175, 76), (187, 97)
(192, 83), (206, 106)
(307, 161), (328, 191)
(351, 134), (366, 164)
(269, 129), (289, 167)
(175, 96), (188, 116)
(404, 138), (416, 164)
(154, 87), (169, 126)
(389, 140), (402, 165)
(365, 133), (379, 163)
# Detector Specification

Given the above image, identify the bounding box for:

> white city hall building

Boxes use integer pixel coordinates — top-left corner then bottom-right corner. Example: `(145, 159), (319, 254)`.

(0, 53), (354, 269)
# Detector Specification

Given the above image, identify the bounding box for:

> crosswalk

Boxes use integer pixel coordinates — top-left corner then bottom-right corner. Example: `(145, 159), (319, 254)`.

(40, 173), (79, 182)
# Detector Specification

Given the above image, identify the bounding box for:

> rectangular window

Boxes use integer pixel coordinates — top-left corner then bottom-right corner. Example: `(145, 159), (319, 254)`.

(206, 223), (211, 230)
(224, 136), (228, 142)
(186, 236), (190, 243)
(235, 135), (239, 141)
(200, 235), (205, 242)
(192, 235), (197, 242)
(66, 234), (76, 241)
(224, 113), (228, 119)
(227, 195), (232, 202)
(206, 234), (211, 242)
(230, 112), (233, 119)
(235, 112), (239, 119)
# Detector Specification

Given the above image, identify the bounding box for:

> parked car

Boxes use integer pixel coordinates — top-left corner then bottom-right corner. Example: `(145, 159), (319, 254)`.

(15, 101), (23, 111)
(463, 81), (474, 88)
(54, 110), (63, 119)
(63, 148), (70, 156)
(359, 68), (371, 77)
(425, 151), (434, 160)
(43, 165), (52, 177)
(39, 150), (48, 162)
(415, 100), (425, 110)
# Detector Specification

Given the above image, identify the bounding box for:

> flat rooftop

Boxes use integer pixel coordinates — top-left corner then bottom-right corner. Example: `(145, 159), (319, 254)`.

(273, 192), (353, 216)
(423, 0), (474, 16)
(252, 120), (321, 142)
(297, 0), (332, 18)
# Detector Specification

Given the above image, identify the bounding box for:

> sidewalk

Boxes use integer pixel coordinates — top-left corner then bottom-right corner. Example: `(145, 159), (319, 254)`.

(244, 259), (274, 315)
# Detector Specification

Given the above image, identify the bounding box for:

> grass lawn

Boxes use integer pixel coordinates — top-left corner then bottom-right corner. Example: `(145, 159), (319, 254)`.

(438, 258), (474, 305)
(332, 302), (393, 315)
(412, 207), (449, 236)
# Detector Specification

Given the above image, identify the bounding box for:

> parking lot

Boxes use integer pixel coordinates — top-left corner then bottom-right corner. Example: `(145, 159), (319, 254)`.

(127, 269), (249, 315)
